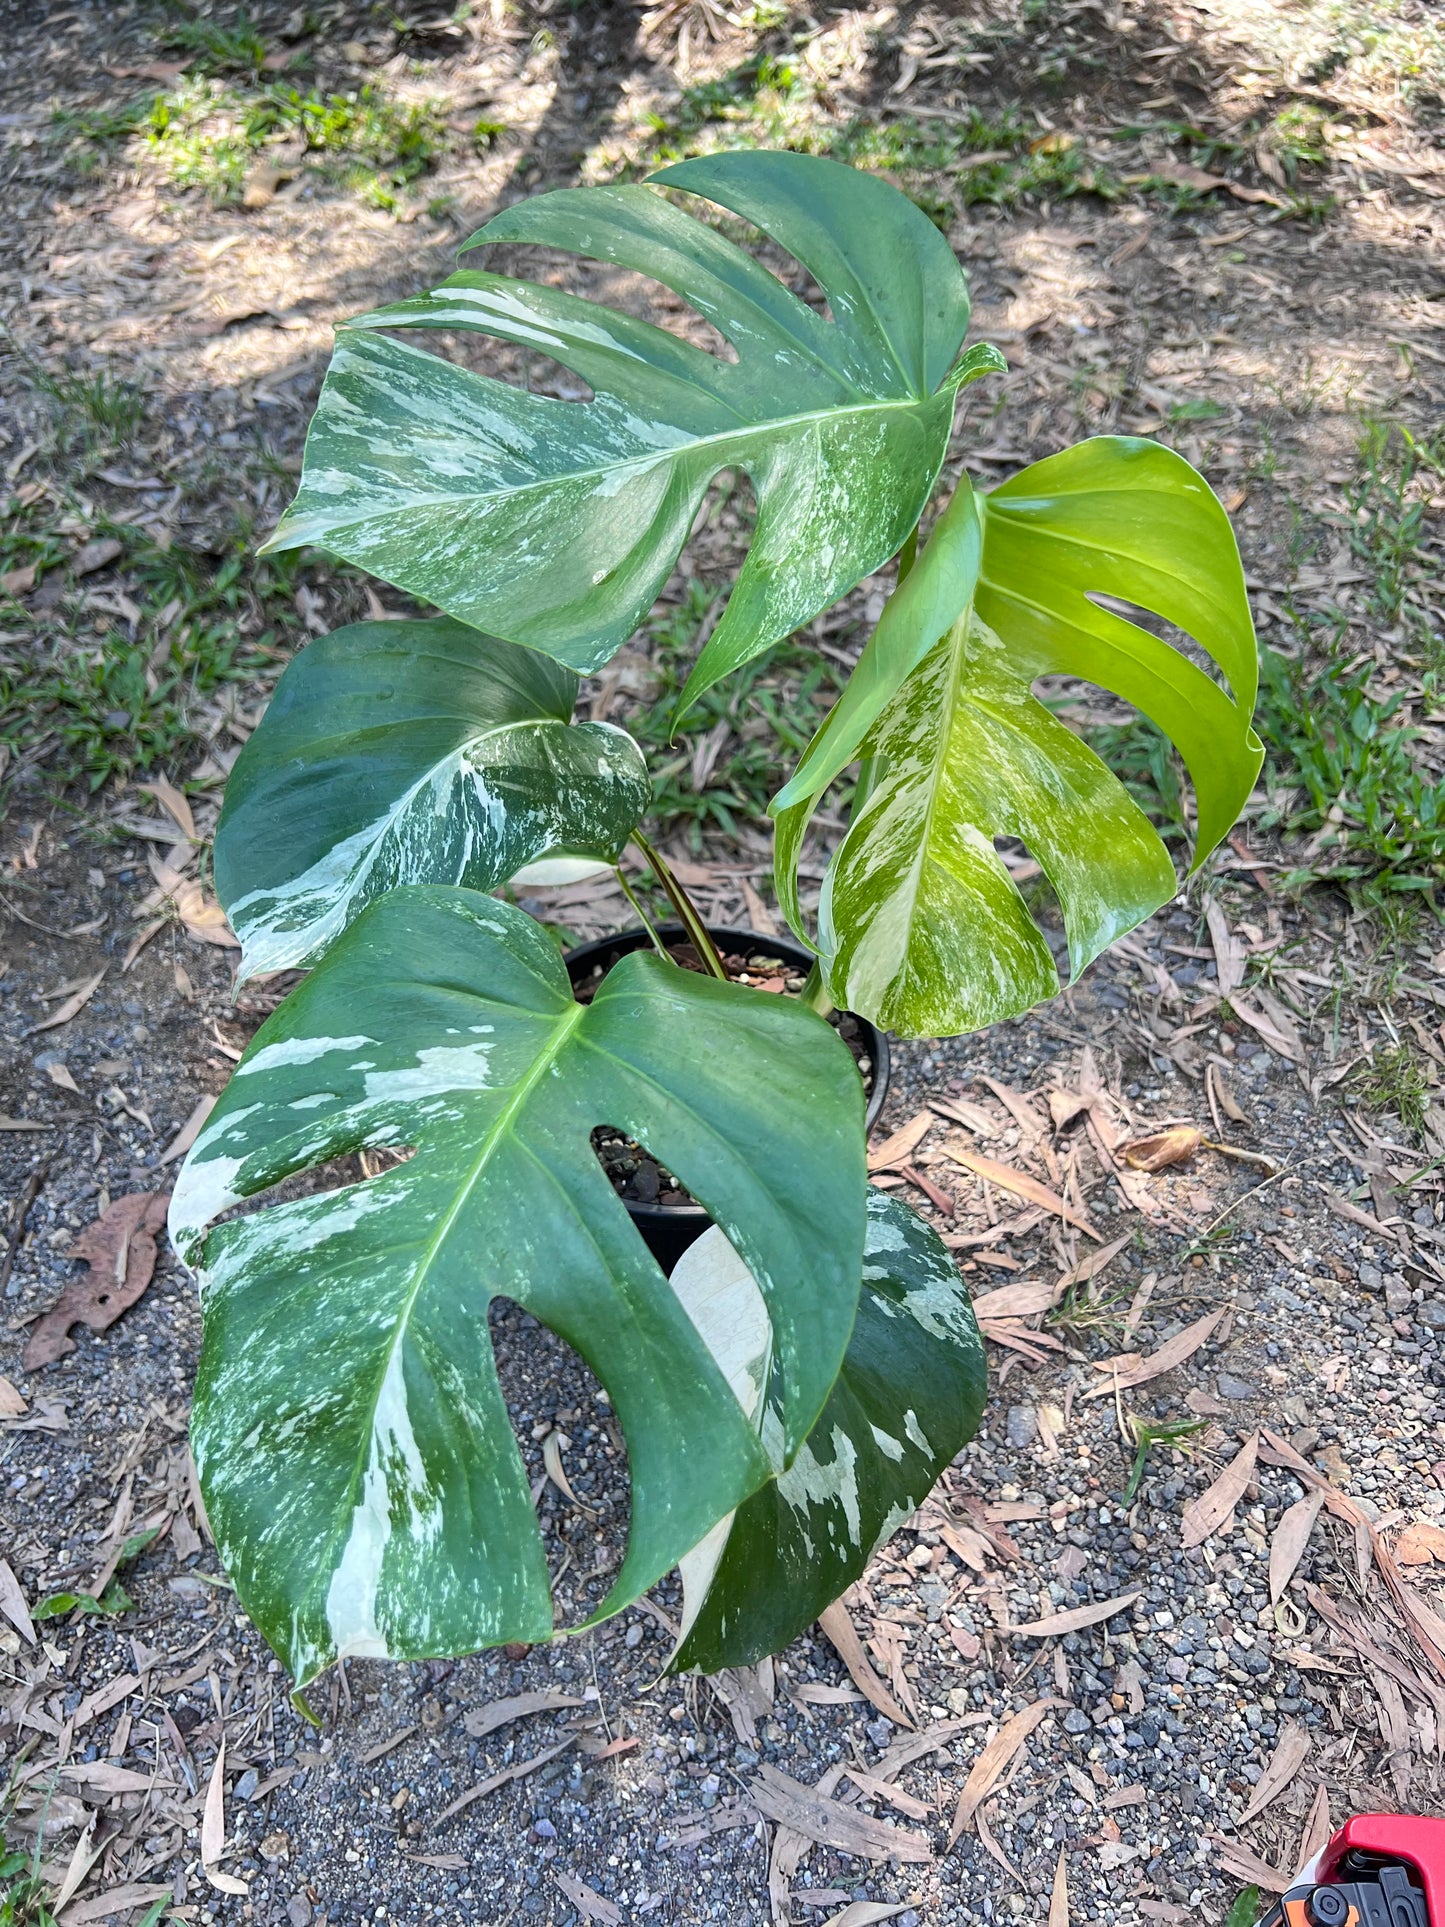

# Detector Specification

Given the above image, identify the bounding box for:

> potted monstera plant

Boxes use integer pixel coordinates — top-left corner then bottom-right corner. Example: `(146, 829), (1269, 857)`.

(171, 150), (1261, 1692)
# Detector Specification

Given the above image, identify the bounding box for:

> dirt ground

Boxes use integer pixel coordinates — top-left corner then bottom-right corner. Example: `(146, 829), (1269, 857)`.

(2, 2), (1444, 1925)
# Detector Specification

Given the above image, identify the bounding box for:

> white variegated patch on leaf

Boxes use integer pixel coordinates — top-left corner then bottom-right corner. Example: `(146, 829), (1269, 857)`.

(260, 151), (997, 714)
(171, 888), (867, 1685)
(773, 437), (1262, 1037)
(214, 619), (649, 980)
(669, 1188), (986, 1673)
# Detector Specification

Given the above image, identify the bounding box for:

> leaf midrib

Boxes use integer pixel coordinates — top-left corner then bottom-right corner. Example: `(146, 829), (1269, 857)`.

(320, 995), (586, 1603)
(275, 391), (940, 543)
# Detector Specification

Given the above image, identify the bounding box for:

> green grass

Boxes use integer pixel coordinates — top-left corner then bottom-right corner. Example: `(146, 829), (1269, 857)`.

(0, 1834), (57, 1927)
(0, 499), (304, 793)
(622, 581), (847, 849)
(157, 10), (269, 75)
(1355, 1042), (1431, 1136)
(58, 71), (447, 210)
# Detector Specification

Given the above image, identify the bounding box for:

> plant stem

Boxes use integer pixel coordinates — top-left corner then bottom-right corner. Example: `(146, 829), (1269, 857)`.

(798, 958), (835, 1019)
(630, 829), (729, 981)
(614, 866), (669, 960)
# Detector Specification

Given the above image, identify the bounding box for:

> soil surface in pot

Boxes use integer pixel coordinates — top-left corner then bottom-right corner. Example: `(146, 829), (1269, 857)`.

(571, 939), (874, 1211)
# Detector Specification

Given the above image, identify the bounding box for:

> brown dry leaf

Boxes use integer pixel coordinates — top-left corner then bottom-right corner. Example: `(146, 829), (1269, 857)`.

(969, 1278), (1057, 1322)
(0, 1376), (26, 1417)
(23, 1191), (169, 1369)
(867, 1110), (934, 1172)
(1204, 900), (1246, 1000)
(1181, 1433), (1259, 1549)
(29, 968), (106, 1036)
(1296, 1784), (1332, 1874)
(435, 1737), (576, 1823)
(842, 1768), (931, 1821)
(1049, 1848), (1070, 1927)
(462, 1690), (584, 1740)
(1084, 1309), (1225, 1399)
(949, 1148), (1100, 1238)
(138, 778), (196, 842)
(201, 1742), (250, 1895)
(158, 1094), (217, 1167)
(1237, 1720), (1311, 1824)
(818, 1600), (914, 1729)
(72, 537), (122, 577)
(1370, 1666), (1412, 1803)
(1007, 1592), (1141, 1638)
(0, 1558), (36, 1643)
(751, 1763), (933, 1864)
(57, 1883), (172, 1925)
(1395, 1519), (1445, 1566)
(2, 563), (37, 597)
(1270, 1490), (1326, 1602)
(552, 1872), (622, 1926)
(1119, 1127), (1204, 1172)
(1232, 993), (1302, 1062)
(1212, 1837), (1293, 1893)
(1055, 1233), (1134, 1294)
(173, 878), (240, 949)
(949, 1700), (1065, 1843)
(821, 1906), (908, 1927)
(542, 1430), (595, 1513)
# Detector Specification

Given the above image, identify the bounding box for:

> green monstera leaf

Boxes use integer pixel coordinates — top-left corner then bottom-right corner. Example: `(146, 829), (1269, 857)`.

(214, 618), (649, 980)
(774, 437), (1262, 1037)
(668, 1188), (986, 1673)
(170, 888), (866, 1686)
(261, 150), (992, 713)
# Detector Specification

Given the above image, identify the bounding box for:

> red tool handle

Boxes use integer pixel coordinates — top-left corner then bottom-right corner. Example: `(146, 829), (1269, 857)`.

(1318, 1816), (1445, 1924)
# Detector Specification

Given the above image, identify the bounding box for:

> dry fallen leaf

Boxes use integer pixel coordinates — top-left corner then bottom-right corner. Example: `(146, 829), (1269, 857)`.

(1181, 1433), (1259, 1549)
(1119, 1127), (1204, 1172)
(821, 1906), (907, 1927)
(0, 1376), (26, 1417)
(1211, 1837), (1293, 1893)
(158, 1093), (217, 1166)
(1204, 899), (1246, 1000)
(1007, 1591), (1141, 1639)
(22, 1191), (170, 1369)
(462, 1690), (584, 1740)
(867, 1109), (934, 1172)
(1084, 1309), (1225, 1399)
(1049, 1848), (1070, 1927)
(950, 1699), (1065, 1843)
(72, 536), (123, 577)
(1238, 1719), (1311, 1825)
(202, 1741), (249, 1895)
(1296, 1783), (1332, 1874)
(751, 1763), (933, 1863)
(552, 1872), (622, 1927)
(1270, 1489), (1326, 1602)
(0, 1558), (36, 1643)
(1394, 1519), (1445, 1566)
(28, 967), (106, 1035)
(949, 1148), (1100, 1238)
(46, 1062), (82, 1095)
(172, 878), (240, 948)
(138, 777), (196, 842)
(434, 1737), (577, 1823)
(818, 1600), (915, 1730)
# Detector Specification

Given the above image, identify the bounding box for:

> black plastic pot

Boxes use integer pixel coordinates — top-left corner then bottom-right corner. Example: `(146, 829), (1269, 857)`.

(564, 923), (891, 1274)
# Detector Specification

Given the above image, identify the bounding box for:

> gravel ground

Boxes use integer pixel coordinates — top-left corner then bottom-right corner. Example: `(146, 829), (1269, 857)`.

(4, 834), (1444, 1925)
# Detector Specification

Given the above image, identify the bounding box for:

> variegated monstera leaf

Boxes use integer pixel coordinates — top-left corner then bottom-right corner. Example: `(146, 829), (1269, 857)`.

(261, 149), (1004, 714)
(669, 1188), (986, 1673)
(213, 618), (649, 979)
(774, 438), (1263, 1036)
(170, 888), (867, 1685)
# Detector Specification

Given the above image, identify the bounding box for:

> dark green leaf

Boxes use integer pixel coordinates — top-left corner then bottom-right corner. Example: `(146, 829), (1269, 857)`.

(214, 618), (649, 978)
(171, 888), (866, 1684)
(670, 1188), (985, 1672)
(32, 1581), (133, 1620)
